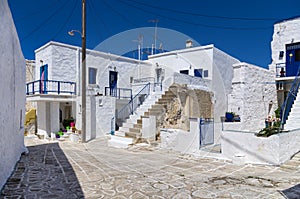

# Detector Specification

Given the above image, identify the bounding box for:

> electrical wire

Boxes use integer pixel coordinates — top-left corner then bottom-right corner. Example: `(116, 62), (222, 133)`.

(14, 0), (61, 23)
(127, 0), (280, 21)
(118, 0), (273, 30)
(102, 0), (140, 27)
(52, 1), (79, 40)
(20, 0), (70, 42)
(89, 0), (113, 39)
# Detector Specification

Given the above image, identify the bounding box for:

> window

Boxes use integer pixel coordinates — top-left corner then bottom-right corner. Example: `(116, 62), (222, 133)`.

(203, 70), (209, 78)
(295, 49), (300, 61)
(89, 68), (97, 84)
(194, 69), (203, 77)
(180, 70), (189, 75)
(279, 51), (284, 59)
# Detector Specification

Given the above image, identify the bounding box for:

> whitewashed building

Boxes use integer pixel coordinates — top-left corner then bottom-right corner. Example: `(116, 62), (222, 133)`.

(27, 39), (277, 148)
(222, 16), (300, 165)
(148, 44), (277, 132)
(269, 16), (300, 130)
(0, 0), (26, 189)
(27, 41), (153, 140)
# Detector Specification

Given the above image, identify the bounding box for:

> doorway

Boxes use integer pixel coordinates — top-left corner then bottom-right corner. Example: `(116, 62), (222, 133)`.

(109, 71), (118, 96)
(40, 64), (48, 94)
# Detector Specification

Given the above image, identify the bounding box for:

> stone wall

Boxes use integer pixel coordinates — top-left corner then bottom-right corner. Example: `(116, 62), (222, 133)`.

(162, 84), (213, 131)
(25, 60), (36, 111)
(0, 0), (26, 189)
(227, 63), (277, 131)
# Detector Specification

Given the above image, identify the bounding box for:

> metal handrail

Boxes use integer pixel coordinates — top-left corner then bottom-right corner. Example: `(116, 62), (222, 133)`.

(280, 65), (300, 129)
(26, 80), (76, 95)
(104, 87), (132, 99)
(111, 82), (151, 134)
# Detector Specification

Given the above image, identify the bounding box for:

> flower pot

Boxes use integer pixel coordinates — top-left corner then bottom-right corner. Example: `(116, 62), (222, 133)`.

(225, 112), (234, 122)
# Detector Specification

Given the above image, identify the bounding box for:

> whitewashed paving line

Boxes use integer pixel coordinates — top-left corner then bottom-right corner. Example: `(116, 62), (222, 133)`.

(65, 152), (91, 181)
(51, 148), (66, 179)
(43, 144), (49, 164)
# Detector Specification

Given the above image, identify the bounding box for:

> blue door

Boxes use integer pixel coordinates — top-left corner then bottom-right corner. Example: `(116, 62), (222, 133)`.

(40, 64), (48, 94)
(109, 71), (118, 96)
(286, 42), (300, 77)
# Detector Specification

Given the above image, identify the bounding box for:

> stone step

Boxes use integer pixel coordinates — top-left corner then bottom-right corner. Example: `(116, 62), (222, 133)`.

(129, 127), (141, 133)
(137, 118), (142, 124)
(108, 135), (133, 148)
(158, 98), (172, 103)
(118, 126), (130, 133)
(114, 131), (126, 137)
(122, 123), (134, 128)
(151, 104), (165, 109)
(144, 110), (163, 117)
(135, 109), (150, 116)
(286, 115), (300, 121)
(133, 123), (142, 128)
(292, 103), (300, 108)
(129, 115), (140, 122)
(164, 90), (176, 96)
(290, 107), (300, 113)
(126, 131), (141, 138)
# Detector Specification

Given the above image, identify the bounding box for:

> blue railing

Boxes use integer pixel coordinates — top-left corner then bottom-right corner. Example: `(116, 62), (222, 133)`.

(280, 65), (300, 129)
(275, 63), (286, 77)
(104, 87), (132, 99)
(26, 80), (76, 95)
(111, 82), (151, 134)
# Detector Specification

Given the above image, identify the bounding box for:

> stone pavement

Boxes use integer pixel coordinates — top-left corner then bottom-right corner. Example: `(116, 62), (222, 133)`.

(1, 135), (300, 199)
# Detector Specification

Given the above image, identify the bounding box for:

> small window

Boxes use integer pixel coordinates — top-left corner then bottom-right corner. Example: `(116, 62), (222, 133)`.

(194, 69), (203, 77)
(295, 49), (300, 61)
(203, 70), (209, 78)
(89, 68), (97, 84)
(279, 51), (284, 59)
(180, 70), (189, 75)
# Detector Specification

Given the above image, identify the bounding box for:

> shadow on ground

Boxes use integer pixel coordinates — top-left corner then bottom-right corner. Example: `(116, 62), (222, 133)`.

(0, 142), (84, 199)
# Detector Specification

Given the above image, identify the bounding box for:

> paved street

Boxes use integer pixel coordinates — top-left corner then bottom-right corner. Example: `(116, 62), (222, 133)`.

(1, 135), (300, 198)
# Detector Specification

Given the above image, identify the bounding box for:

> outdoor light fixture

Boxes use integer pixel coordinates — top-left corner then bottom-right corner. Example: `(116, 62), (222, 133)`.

(68, 30), (82, 37)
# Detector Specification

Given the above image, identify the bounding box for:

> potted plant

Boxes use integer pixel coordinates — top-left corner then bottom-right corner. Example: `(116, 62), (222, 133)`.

(225, 112), (235, 122)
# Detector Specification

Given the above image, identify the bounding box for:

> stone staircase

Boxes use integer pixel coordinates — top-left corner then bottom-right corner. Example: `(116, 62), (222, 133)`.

(284, 89), (300, 130)
(108, 88), (176, 148)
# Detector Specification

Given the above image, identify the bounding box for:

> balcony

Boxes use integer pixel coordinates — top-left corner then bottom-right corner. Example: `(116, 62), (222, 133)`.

(26, 80), (76, 96)
(104, 87), (132, 99)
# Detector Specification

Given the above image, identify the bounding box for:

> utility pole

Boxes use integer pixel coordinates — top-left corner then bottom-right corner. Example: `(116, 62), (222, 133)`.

(81, 0), (86, 143)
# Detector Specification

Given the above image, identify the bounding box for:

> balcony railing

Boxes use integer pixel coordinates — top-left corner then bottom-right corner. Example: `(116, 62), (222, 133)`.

(104, 87), (132, 99)
(276, 63), (286, 77)
(26, 80), (76, 95)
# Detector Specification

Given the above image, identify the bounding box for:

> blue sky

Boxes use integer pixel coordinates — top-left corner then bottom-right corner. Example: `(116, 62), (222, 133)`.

(8, 0), (300, 68)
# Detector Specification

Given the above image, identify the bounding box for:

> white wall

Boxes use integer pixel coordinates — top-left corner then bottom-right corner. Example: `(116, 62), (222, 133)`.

(221, 129), (300, 165)
(0, 0), (26, 189)
(211, 47), (240, 123)
(148, 45), (214, 80)
(227, 63), (277, 131)
(34, 41), (154, 139)
(269, 17), (300, 71)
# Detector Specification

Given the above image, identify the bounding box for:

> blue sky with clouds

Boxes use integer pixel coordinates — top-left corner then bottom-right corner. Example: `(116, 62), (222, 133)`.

(8, 0), (300, 68)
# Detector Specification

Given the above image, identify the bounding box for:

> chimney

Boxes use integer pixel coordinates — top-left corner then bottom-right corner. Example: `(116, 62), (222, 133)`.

(186, 39), (193, 48)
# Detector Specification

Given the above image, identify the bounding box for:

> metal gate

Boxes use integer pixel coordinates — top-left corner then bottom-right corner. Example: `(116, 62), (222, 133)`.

(199, 118), (214, 148)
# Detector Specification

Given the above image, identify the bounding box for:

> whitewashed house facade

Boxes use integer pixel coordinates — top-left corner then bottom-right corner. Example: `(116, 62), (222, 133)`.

(0, 0), (26, 189)
(27, 41), (153, 140)
(27, 40), (277, 147)
(269, 16), (300, 130)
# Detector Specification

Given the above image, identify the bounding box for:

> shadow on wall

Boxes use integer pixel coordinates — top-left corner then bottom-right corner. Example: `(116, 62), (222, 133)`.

(0, 143), (84, 198)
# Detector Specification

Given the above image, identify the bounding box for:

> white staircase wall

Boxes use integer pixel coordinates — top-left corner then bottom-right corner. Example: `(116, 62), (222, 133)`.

(285, 89), (300, 130)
